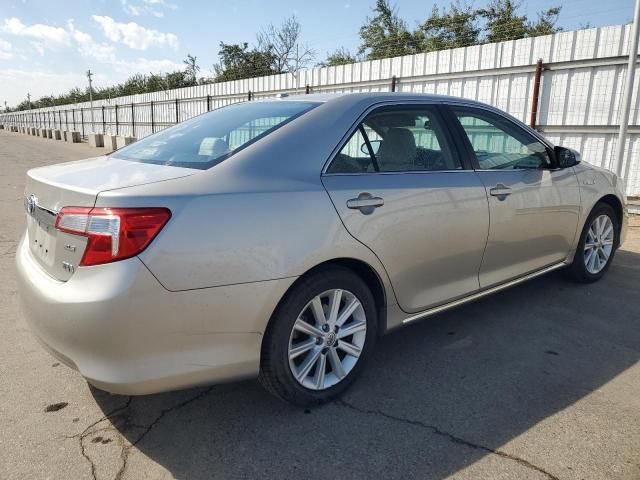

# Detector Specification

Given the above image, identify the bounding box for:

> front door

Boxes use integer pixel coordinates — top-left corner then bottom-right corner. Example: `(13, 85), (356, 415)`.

(322, 104), (489, 313)
(448, 106), (581, 288)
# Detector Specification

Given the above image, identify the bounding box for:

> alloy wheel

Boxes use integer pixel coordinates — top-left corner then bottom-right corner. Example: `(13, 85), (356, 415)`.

(288, 289), (367, 391)
(584, 214), (614, 274)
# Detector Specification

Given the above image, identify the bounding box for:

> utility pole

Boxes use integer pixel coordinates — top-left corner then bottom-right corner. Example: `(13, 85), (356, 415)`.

(26, 92), (31, 108)
(615, 0), (640, 184)
(87, 69), (95, 133)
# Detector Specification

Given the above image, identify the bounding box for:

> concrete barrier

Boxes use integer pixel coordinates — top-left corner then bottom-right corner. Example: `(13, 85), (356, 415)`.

(88, 133), (104, 148)
(45, 129), (53, 139)
(103, 135), (117, 152)
(65, 131), (81, 143)
(52, 129), (61, 140)
(115, 136), (135, 149)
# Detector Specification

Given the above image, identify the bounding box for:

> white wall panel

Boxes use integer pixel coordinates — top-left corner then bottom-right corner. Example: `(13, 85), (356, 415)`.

(4, 25), (640, 194)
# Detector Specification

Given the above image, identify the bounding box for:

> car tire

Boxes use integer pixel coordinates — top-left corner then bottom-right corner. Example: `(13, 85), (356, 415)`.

(568, 202), (619, 283)
(259, 266), (377, 406)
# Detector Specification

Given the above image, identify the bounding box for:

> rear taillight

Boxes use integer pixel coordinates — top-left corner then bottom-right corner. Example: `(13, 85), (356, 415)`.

(55, 207), (171, 266)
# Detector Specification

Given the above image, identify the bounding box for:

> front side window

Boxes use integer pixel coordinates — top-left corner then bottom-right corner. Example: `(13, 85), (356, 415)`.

(112, 101), (319, 170)
(327, 105), (460, 174)
(453, 107), (551, 170)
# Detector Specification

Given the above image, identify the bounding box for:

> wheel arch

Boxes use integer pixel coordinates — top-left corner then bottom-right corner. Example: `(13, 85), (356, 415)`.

(595, 194), (624, 247)
(264, 258), (389, 344)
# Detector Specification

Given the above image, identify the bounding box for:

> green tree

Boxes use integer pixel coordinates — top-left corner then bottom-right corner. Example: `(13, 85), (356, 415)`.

(527, 7), (562, 37)
(318, 47), (357, 67)
(418, 3), (480, 51)
(358, 0), (419, 60)
(183, 53), (200, 85)
(213, 42), (276, 82)
(477, 0), (528, 42)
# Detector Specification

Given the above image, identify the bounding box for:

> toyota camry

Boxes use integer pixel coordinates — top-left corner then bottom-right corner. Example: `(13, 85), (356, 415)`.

(16, 93), (628, 406)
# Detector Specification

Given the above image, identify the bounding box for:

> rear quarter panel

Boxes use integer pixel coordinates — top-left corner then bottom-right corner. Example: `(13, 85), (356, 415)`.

(98, 183), (394, 301)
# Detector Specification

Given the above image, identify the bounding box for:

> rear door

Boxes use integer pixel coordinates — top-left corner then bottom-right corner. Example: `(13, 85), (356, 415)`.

(322, 103), (489, 313)
(446, 105), (581, 288)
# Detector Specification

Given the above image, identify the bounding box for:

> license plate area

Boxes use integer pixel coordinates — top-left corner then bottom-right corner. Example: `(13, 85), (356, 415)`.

(29, 218), (57, 267)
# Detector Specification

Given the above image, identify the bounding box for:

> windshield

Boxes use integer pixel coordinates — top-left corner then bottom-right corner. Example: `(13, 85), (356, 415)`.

(111, 100), (320, 170)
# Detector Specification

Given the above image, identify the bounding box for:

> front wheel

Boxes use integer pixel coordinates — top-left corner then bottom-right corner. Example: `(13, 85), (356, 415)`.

(259, 267), (377, 406)
(568, 203), (619, 283)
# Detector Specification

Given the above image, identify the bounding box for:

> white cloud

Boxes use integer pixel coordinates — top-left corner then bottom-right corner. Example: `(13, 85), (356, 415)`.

(122, 0), (177, 18)
(67, 20), (116, 62)
(0, 68), (111, 105)
(92, 15), (178, 50)
(1, 17), (70, 47)
(115, 57), (183, 73)
(0, 38), (13, 60)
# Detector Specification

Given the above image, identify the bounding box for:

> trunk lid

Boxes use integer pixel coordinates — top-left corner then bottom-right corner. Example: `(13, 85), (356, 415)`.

(24, 156), (196, 281)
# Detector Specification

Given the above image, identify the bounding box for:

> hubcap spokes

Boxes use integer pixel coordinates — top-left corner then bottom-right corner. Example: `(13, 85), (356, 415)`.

(288, 289), (366, 391)
(584, 215), (614, 274)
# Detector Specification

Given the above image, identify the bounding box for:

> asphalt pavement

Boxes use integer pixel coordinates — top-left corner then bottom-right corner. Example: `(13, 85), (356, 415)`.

(1, 130), (639, 480)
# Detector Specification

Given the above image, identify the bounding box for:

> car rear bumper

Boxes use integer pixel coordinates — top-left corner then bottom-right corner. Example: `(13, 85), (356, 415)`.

(15, 233), (295, 395)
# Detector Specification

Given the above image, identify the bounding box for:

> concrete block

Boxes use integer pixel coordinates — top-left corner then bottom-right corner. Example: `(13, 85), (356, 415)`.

(103, 135), (118, 153)
(65, 131), (81, 143)
(45, 129), (53, 139)
(115, 136), (135, 149)
(39, 128), (46, 137)
(52, 129), (62, 140)
(88, 133), (104, 148)
(31, 127), (36, 135)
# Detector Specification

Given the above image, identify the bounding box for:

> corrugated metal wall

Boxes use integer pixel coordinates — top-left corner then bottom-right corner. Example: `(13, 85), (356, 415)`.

(2, 24), (639, 194)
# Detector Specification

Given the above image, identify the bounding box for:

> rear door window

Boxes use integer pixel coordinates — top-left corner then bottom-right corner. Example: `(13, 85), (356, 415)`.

(327, 105), (461, 174)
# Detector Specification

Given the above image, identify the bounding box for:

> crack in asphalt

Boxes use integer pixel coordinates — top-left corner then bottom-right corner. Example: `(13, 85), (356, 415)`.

(70, 397), (133, 480)
(336, 399), (561, 480)
(73, 390), (559, 480)
(72, 387), (216, 480)
(113, 386), (216, 480)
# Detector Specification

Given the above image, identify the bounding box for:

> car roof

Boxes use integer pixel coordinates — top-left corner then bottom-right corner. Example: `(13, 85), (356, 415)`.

(274, 91), (489, 108)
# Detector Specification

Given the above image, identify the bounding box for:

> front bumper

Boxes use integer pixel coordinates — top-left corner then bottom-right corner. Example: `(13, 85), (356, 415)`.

(15, 233), (295, 395)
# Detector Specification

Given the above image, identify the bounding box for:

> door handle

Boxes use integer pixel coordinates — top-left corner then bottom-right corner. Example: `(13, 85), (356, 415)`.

(347, 193), (384, 214)
(489, 184), (512, 201)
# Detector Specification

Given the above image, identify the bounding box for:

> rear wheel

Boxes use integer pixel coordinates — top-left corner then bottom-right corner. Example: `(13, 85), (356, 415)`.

(259, 267), (377, 406)
(569, 203), (619, 283)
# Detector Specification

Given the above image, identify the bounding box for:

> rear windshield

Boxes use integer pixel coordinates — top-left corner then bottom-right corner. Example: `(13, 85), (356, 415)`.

(111, 100), (320, 169)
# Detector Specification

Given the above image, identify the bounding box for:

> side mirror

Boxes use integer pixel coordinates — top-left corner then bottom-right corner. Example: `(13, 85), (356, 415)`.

(554, 146), (581, 168)
(360, 140), (381, 156)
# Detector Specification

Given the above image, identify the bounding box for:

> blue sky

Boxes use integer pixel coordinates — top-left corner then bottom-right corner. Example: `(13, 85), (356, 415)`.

(0, 0), (636, 107)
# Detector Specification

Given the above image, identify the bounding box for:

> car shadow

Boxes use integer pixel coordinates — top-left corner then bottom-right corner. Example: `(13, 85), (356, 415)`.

(91, 248), (640, 479)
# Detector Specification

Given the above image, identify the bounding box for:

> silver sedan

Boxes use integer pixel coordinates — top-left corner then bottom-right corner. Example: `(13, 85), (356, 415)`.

(16, 93), (628, 406)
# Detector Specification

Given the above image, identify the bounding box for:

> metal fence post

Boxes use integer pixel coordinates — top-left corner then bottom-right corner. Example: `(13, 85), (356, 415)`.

(150, 101), (155, 133)
(131, 103), (135, 137)
(101, 106), (105, 134)
(206, 95), (211, 112)
(115, 105), (119, 135)
(175, 98), (179, 124)
(65, 110), (68, 131)
(81, 108), (85, 136)
(305, 84), (310, 94)
(391, 75), (397, 92)
(529, 59), (544, 129)
(248, 90), (252, 101)
(72, 109), (76, 132)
